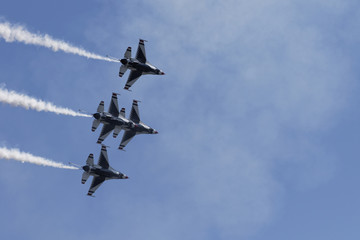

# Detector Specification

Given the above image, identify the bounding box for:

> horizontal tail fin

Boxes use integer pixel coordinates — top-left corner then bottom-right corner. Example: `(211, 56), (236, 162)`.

(119, 65), (127, 77)
(86, 153), (94, 166)
(82, 172), (90, 184)
(92, 119), (100, 132)
(124, 47), (131, 59)
(97, 101), (104, 113)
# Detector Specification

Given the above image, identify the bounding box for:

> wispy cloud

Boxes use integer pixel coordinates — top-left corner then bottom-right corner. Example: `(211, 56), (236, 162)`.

(0, 21), (117, 62)
(85, 0), (354, 238)
(0, 147), (77, 169)
(0, 86), (91, 117)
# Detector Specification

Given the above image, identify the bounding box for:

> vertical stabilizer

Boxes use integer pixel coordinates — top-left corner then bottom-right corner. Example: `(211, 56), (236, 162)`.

(129, 100), (140, 123)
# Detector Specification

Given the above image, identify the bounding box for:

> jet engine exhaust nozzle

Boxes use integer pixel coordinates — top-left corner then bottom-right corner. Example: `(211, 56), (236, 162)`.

(82, 165), (90, 172)
(93, 113), (101, 119)
(120, 59), (128, 65)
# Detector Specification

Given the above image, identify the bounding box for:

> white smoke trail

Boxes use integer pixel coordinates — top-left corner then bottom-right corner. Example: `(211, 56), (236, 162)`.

(0, 147), (77, 170)
(0, 21), (117, 62)
(0, 87), (91, 117)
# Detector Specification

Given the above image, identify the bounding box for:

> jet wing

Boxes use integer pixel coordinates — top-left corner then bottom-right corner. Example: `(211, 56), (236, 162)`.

(135, 39), (146, 63)
(98, 145), (110, 169)
(97, 124), (115, 144)
(129, 100), (140, 124)
(124, 70), (142, 90)
(119, 130), (136, 150)
(108, 93), (120, 117)
(87, 176), (106, 196)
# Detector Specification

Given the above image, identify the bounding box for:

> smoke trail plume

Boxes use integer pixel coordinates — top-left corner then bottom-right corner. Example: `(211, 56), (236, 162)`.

(0, 147), (77, 169)
(0, 87), (91, 117)
(0, 21), (117, 62)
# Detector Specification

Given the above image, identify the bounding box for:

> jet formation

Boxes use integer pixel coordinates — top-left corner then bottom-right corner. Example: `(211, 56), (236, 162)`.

(91, 92), (158, 150)
(0, 34), (164, 196)
(78, 39), (164, 196)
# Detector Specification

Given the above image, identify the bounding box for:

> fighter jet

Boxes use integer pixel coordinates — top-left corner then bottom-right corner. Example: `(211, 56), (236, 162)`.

(91, 93), (158, 150)
(80, 145), (128, 196)
(115, 39), (165, 90)
(118, 99), (158, 150)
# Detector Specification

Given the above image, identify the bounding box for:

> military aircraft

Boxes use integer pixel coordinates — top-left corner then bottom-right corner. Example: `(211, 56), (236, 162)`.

(80, 145), (128, 196)
(109, 39), (165, 90)
(91, 93), (158, 150)
(118, 99), (158, 150)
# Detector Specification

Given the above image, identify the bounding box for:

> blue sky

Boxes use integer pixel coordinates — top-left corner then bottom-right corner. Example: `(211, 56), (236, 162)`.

(1, 0), (360, 239)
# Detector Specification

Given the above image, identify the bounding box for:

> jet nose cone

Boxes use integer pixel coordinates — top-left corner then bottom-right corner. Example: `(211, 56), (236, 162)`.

(160, 71), (165, 75)
(153, 130), (158, 134)
(124, 176), (129, 179)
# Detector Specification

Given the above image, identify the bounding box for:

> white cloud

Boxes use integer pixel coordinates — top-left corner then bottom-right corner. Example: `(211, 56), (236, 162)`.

(79, 0), (356, 238)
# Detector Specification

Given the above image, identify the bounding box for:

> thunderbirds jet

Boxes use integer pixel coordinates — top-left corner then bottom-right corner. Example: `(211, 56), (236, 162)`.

(110, 39), (165, 90)
(80, 145), (128, 196)
(91, 92), (158, 150)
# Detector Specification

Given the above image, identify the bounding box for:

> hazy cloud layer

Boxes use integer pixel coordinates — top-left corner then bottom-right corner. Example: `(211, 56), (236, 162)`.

(83, 0), (355, 238)
(0, 1), (356, 240)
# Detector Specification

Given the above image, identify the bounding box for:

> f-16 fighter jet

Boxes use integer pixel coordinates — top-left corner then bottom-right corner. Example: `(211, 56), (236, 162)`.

(91, 93), (158, 150)
(118, 99), (158, 150)
(81, 145), (128, 196)
(116, 39), (165, 90)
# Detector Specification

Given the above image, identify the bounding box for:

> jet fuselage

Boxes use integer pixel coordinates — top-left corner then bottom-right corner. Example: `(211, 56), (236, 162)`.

(93, 112), (134, 131)
(133, 122), (158, 135)
(93, 112), (157, 135)
(121, 58), (164, 75)
(82, 165), (128, 180)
